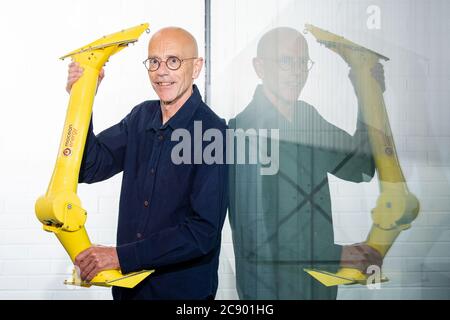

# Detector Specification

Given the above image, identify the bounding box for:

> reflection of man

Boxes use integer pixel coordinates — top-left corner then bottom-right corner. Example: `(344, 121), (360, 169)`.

(67, 27), (228, 300)
(229, 27), (382, 299)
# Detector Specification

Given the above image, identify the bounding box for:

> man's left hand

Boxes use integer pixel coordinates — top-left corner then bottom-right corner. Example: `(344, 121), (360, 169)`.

(370, 62), (386, 93)
(74, 245), (120, 282)
(340, 243), (383, 275)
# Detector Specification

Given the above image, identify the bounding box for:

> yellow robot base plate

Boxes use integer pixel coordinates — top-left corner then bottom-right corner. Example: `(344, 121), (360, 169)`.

(65, 269), (154, 289)
(304, 268), (389, 287)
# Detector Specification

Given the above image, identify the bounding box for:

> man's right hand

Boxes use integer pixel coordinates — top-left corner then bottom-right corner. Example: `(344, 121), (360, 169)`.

(66, 61), (105, 94)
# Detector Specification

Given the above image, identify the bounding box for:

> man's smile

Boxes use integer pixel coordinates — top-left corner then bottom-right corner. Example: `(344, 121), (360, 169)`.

(156, 81), (176, 87)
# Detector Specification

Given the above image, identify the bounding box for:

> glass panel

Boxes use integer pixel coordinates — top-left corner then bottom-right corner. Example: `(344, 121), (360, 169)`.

(211, 0), (450, 300)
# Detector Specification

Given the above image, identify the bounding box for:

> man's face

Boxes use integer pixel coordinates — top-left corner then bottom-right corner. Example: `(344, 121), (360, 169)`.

(147, 32), (200, 106)
(258, 34), (310, 103)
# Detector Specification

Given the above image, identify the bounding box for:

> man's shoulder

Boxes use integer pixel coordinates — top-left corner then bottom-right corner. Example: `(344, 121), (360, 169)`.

(296, 100), (346, 133)
(194, 102), (228, 131)
(228, 100), (264, 130)
(121, 100), (160, 132)
(129, 99), (159, 117)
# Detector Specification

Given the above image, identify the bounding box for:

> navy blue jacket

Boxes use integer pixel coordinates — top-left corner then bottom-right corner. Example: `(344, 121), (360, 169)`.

(79, 85), (228, 300)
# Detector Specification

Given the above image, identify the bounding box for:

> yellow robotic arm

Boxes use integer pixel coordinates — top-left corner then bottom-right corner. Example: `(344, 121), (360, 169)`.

(303, 24), (420, 286)
(35, 24), (154, 288)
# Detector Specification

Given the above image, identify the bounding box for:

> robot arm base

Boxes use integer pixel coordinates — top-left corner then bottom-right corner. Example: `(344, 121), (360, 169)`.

(304, 268), (389, 287)
(65, 268), (154, 289)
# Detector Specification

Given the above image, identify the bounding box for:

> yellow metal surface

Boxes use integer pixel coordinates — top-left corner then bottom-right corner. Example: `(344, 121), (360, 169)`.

(35, 23), (154, 288)
(304, 268), (362, 287)
(65, 268), (154, 289)
(304, 268), (389, 287)
(303, 24), (420, 286)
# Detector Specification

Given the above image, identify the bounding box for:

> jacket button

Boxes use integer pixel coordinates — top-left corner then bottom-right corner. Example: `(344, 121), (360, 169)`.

(150, 168), (155, 174)
(144, 200), (149, 207)
(158, 135), (164, 141)
(137, 233), (142, 239)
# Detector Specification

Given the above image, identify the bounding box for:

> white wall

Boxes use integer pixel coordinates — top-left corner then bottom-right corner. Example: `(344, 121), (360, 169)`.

(211, 0), (450, 299)
(0, 0), (206, 300)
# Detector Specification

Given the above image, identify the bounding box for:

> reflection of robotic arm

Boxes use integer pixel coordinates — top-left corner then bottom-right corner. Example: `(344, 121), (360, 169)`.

(35, 24), (154, 288)
(303, 24), (420, 286)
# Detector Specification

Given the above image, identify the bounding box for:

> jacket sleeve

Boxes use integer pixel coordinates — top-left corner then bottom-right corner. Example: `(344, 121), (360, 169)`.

(78, 113), (131, 184)
(324, 117), (376, 183)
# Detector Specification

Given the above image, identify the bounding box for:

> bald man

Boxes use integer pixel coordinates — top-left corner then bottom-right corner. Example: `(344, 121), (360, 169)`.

(229, 27), (383, 299)
(67, 27), (228, 300)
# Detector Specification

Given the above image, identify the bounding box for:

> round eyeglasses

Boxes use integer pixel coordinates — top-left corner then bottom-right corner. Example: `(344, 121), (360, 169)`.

(143, 56), (197, 72)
